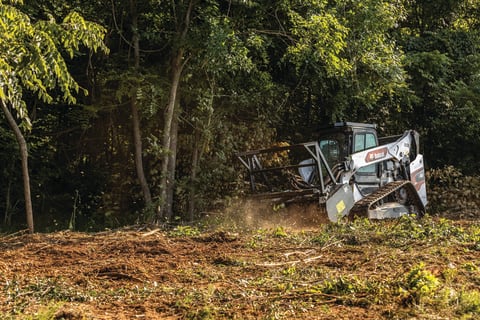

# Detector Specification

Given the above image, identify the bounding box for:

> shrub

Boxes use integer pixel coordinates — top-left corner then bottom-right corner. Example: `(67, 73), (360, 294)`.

(426, 166), (480, 219)
(457, 290), (480, 316)
(399, 262), (440, 305)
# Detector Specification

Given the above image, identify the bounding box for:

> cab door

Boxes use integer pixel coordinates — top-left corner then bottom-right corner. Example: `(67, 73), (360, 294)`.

(352, 130), (380, 195)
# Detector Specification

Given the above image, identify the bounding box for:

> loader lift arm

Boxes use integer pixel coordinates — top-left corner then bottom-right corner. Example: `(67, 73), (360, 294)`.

(341, 130), (419, 182)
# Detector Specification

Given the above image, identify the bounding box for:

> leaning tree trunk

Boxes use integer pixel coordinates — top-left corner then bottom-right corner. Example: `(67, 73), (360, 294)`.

(131, 100), (152, 206)
(130, 0), (152, 207)
(166, 111), (179, 219)
(1, 100), (34, 233)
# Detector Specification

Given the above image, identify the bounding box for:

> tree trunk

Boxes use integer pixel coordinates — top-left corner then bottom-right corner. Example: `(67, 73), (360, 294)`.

(156, 0), (194, 222)
(166, 111), (179, 220)
(188, 130), (200, 222)
(4, 179), (12, 226)
(131, 100), (152, 206)
(1, 100), (34, 233)
(158, 51), (184, 222)
(130, 0), (152, 207)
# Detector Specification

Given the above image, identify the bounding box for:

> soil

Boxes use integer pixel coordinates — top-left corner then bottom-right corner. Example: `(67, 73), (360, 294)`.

(0, 213), (479, 319)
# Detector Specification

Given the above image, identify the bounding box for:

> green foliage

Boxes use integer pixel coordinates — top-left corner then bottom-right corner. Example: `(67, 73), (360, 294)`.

(397, 4), (480, 174)
(429, 81), (480, 173)
(173, 287), (219, 320)
(199, 15), (254, 74)
(427, 166), (480, 218)
(0, 1), (108, 127)
(285, 0), (350, 77)
(404, 0), (469, 31)
(310, 214), (476, 249)
(23, 302), (64, 320)
(169, 225), (201, 237)
(457, 290), (480, 316)
(399, 262), (440, 304)
(340, 0), (408, 106)
(0, 0), (109, 232)
(3, 276), (88, 316)
(388, 215), (463, 242)
(272, 226), (288, 238)
(269, 0), (410, 130)
(317, 276), (363, 296)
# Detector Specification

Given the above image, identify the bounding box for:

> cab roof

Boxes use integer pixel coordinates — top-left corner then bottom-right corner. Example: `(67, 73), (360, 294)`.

(333, 122), (377, 129)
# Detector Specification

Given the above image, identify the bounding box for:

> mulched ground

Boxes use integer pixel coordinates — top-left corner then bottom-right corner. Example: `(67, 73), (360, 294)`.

(0, 217), (479, 319)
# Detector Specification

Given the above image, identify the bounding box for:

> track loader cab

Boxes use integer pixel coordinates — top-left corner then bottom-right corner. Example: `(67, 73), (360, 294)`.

(317, 122), (380, 196)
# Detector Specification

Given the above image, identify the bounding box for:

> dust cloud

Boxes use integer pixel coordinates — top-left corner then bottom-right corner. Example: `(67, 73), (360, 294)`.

(207, 198), (330, 231)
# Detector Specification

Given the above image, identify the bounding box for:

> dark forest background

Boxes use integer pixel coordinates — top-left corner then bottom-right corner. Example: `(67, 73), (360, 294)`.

(1, 0), (479, 232)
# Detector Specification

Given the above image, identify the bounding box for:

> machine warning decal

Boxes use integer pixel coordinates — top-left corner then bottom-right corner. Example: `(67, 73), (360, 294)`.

(336, 200), (346, 213)
(411, 168), (426, 190)
(365, 147), (388, 163)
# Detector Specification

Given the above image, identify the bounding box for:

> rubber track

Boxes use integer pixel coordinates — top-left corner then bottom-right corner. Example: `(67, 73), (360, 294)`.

(349, 180), (425, 218)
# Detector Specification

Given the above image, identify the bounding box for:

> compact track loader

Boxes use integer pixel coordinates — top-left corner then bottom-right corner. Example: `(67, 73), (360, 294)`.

(237, 122), (427, 222)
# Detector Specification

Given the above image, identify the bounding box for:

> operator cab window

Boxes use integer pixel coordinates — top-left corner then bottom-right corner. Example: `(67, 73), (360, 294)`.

(354, 132), (376, 152)
(319, 139), (340, 168)
(354, 132), (377, 174)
